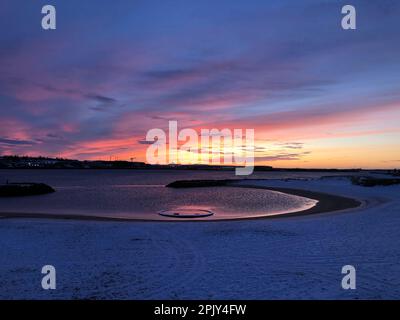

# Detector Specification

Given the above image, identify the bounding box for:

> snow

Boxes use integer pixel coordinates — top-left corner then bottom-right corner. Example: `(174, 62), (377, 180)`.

(1, 177), (400, 299)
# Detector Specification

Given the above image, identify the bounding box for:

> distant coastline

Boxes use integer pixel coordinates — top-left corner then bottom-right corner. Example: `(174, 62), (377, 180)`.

(0, 155), (372, 172)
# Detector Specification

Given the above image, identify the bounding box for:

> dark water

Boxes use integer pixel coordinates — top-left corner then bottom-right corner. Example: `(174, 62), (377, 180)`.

(0, 170), (324, 220)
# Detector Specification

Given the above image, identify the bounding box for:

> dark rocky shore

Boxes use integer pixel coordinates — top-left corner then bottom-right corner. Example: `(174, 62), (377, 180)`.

(0, 183), (55, 197)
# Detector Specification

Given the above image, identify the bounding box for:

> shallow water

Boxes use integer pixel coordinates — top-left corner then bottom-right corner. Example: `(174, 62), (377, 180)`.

(0, 170), (322, 220)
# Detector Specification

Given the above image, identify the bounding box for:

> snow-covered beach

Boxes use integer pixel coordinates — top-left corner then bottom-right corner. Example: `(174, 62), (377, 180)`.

(1, 176), (400, 299)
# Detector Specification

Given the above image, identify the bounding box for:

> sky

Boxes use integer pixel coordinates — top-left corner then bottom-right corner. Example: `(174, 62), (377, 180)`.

(0, 0), (399, 168)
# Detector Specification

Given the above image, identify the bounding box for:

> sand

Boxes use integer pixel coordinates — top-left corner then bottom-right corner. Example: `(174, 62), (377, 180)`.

(231, 184), (362, 218)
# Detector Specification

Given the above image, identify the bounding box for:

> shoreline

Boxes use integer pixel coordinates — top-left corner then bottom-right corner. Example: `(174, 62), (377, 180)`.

(232, 185), (362, 219)
(0, 183), (362, 222)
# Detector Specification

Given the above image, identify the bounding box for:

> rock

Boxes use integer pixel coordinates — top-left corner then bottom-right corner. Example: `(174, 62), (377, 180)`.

(0, 183), (55, 197)
(166, 179), (235, 188)
(351, 176), (400, 187)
